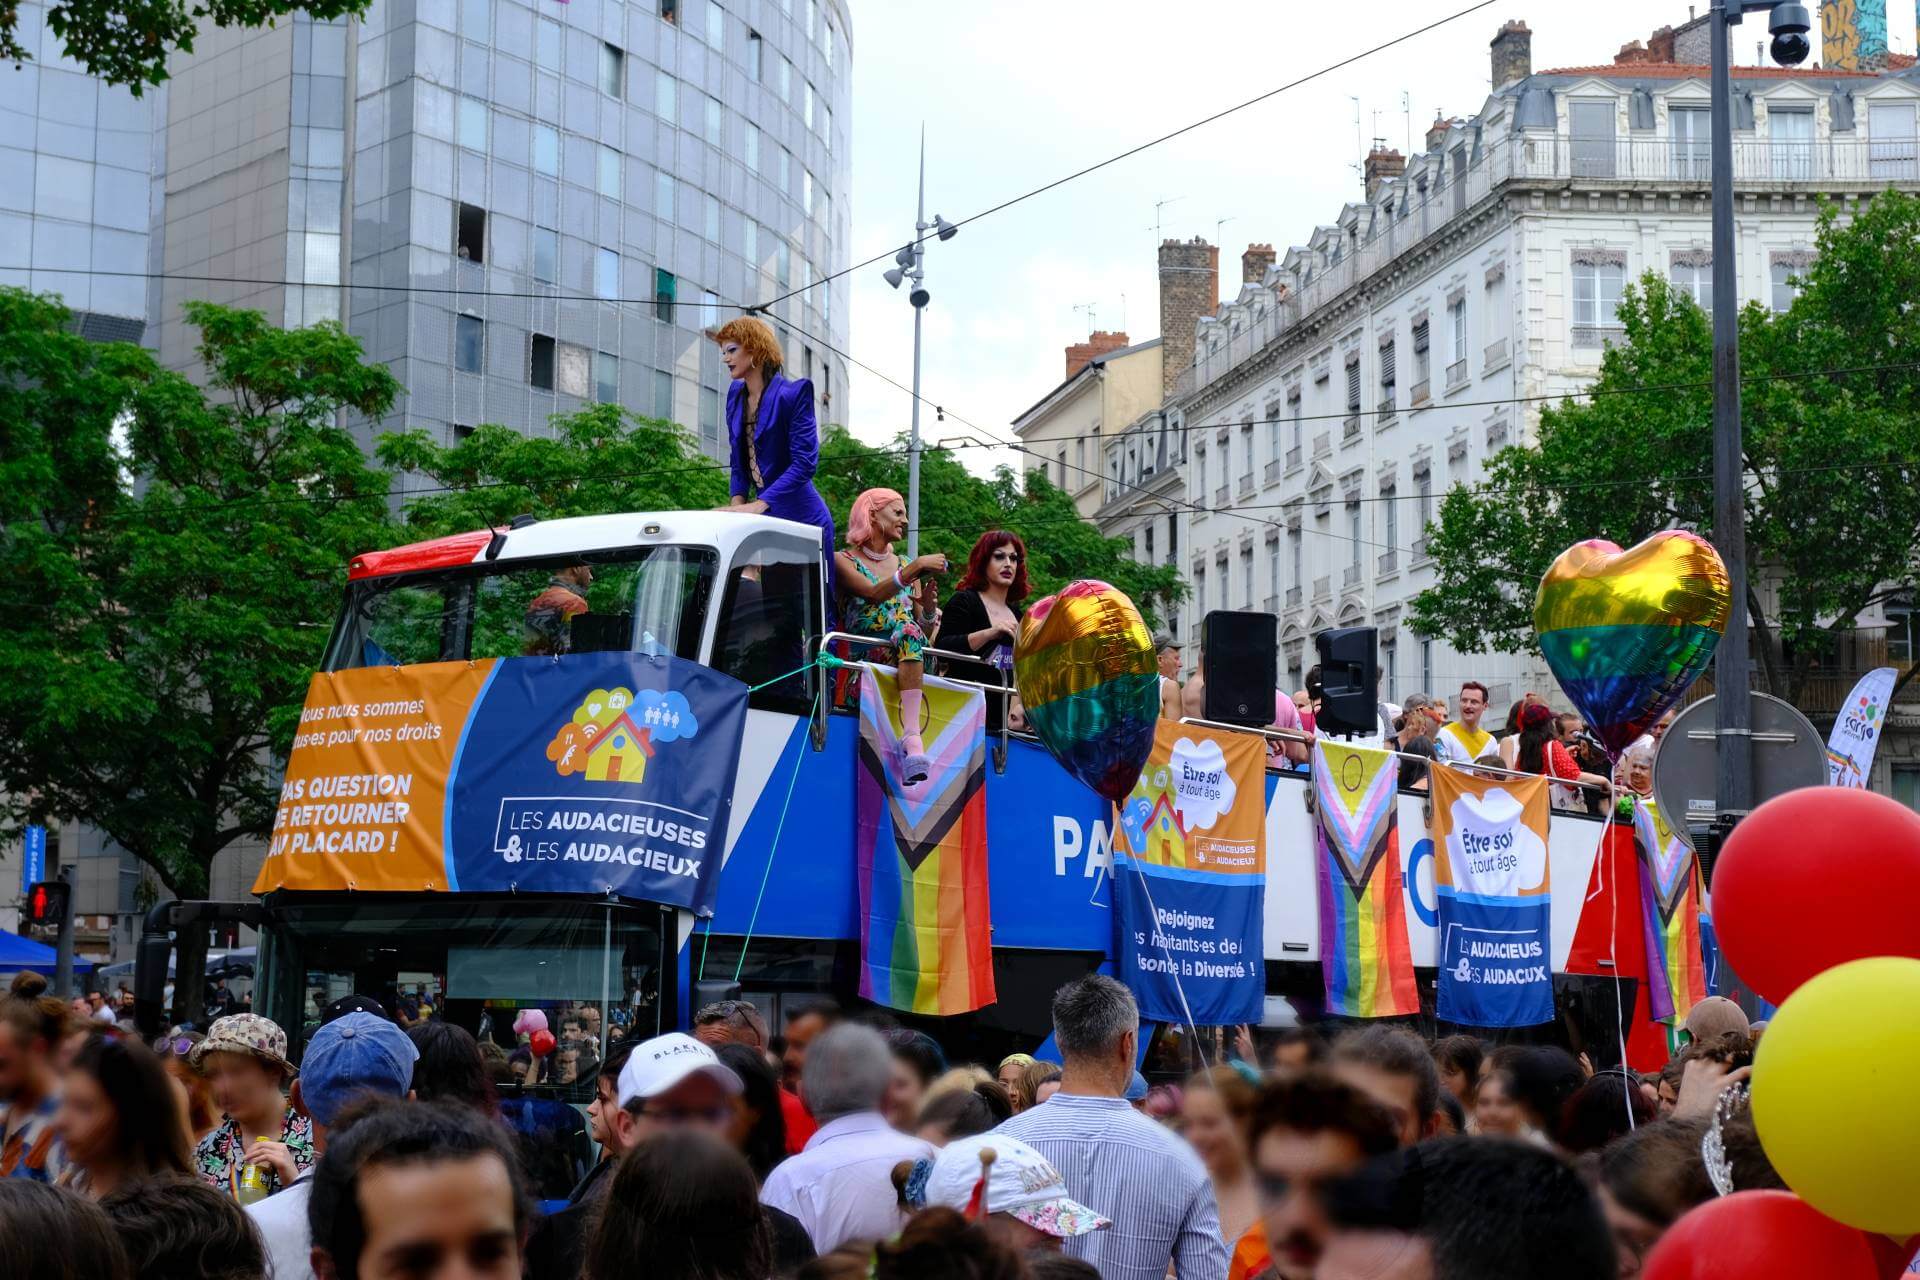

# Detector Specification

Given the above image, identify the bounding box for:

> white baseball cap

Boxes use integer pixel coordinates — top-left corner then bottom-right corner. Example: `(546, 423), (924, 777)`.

(922, 1135), (1111, 1238)
(616, 1032), (744, 1107)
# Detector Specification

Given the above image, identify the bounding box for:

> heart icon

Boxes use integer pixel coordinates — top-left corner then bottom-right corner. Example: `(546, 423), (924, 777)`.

(1533, 531), (1730, 757)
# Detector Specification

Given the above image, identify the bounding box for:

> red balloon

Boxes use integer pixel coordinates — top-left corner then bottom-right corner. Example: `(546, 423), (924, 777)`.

(529, 1029), (557, 1057)
(1644, 1191), (1882, 1280)
(1711, 787), (1920, 1003)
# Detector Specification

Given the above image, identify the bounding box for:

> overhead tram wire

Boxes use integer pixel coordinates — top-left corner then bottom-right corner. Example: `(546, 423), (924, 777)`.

(747, 0), (1501, 315)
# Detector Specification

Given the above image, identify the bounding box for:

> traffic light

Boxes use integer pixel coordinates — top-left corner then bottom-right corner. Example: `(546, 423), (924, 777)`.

(25, 879), (69, 927)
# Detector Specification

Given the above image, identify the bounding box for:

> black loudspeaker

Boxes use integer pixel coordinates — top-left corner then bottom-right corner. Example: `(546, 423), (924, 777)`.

(1314, 626), (1379, 737)
(1203, 611), (1277, 727)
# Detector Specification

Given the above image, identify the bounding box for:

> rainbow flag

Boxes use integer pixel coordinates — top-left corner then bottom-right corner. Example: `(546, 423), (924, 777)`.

(1632, 798), (1705, 1026)
(1311, 740), (1418, 1018)
(855, 665), (995, 1015)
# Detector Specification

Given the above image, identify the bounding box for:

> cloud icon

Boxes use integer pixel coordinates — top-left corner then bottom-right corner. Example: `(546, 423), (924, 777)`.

(634, 689), (699, 743)
(1445, 787), (1548, 897)
(1168, 737), (1237, 831)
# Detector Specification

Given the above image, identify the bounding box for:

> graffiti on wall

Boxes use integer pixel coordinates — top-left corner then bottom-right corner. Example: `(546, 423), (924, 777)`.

(1823, 0), (1889, 70)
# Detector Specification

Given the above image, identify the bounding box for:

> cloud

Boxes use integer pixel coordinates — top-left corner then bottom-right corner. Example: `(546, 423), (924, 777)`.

(1169, 736), (1238, 831)
(633, 689), (699, 744)
(1445, 787), (1548, 896)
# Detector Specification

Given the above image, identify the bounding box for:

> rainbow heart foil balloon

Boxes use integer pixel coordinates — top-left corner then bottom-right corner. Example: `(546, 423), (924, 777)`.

(1014, 580), (1159, 803)
(1533, 531), (1730, 758)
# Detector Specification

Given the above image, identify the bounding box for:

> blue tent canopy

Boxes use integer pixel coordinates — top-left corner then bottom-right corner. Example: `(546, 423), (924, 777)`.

(0, 931), (95, 975)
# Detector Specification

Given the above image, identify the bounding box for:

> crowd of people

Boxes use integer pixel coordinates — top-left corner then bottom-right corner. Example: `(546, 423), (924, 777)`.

(1, 959), (1772, 1280)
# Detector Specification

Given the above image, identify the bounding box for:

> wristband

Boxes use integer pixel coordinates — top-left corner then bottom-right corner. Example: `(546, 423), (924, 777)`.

(893, 570), (907, 592)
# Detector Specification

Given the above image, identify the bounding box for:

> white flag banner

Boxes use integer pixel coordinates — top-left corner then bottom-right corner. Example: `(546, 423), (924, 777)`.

(1826, 667), (1898, 788)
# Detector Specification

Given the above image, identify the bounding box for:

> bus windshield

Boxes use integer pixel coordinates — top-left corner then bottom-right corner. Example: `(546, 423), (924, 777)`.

(324, 545), (717, 673)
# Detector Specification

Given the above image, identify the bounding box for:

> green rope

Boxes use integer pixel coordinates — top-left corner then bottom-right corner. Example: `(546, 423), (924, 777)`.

(744, 652), (846, 694)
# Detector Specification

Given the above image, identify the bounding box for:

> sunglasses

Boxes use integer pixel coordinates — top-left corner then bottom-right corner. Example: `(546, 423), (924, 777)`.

(155, 1035), (197, 1057)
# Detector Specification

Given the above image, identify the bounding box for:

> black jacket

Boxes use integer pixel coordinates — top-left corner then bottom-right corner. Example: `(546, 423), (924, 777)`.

(934, 589), (1024, 730)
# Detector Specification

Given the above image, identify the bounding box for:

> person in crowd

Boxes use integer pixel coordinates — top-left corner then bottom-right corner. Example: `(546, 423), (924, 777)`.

(935, 530), (1030, 731)
(909, 1132), (1112, 1255)
(1266, 686), (1309, 768)
(1023, 1060), (1062, 1110)
(1429, 1037), (1482, 1111)
(1595, 1118), (1714, 1278)
(1180, 647), (1209, 719)
(189, 1014), (313, 1198)
(1683, 995), (1750, 1045)
(998, 974), (1228, 1280)
(1505, 1046), (1586, 1139)
(1431, 681), (1497, 765)
(0, 1177), (134, 1279)
(1292, 689), (1317, 736)
(1264, 1027), (1326, 1074)
(1029, 1256), (1100, 1280)
(307, 1100), (529, 1280)
(698, 998), (816, 1154)
(585, 1129), (774, 1280)
(1471, 1066), (1528, 1140)
(834, 489), (951, 784)
(995, 1053), (1037, 1110)
(716, 1041), (790, 1183)
(915, 1086), (1002, 1146)
(100, 1173), (268, 1280)
(0, 993), (70, 1183)
(1393, 692), (1441, 789)
(1184, 1068), (1260, 1250)
(53, 1035), (191, 1197)
(1158, 643), (1184, 720)
(762, 1023), (935, 1252)
(1432, 1091), (1465, 1138)
(402, 1019), (495, 1118)
(925, 1065), (995, 1113)
(716, 316), (838, 590)
(1318, 1137), (1614, 1280)
(1513, 702), (1608, 796)
(1143, 1082), (1184, 1125)
(782, 1001), (840, 1093)
(799, 1206), (1030, 1280)
(885, 1030), (947, 1132)
(1558, 1070), (1656, 1154)
(1328, 1027), (1441, 1149)
(153, 1030), (220, 1146)
(575, 1039), (635, 1205)
(1619, 741), (1656, 804)
(695, 998), (771, 1049)
(1653, 1058), (1685, 1117)
(1228, 1072), (1400, 1280)
(245, 1011), (417, 1280)
(523, 561), (593, 655)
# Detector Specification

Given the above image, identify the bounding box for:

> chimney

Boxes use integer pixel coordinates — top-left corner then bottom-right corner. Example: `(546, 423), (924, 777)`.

(1364, 147), (1406, 200)
(1646, 24), (1678, 62)
(1426, 114), (1453, 153)
(1064, 330), (1131, 380)
(1241, 243), (1277, 284)
(1159, 236), (1219, 396)
(1490, 19), (1532, 88)
(1615, 39), (1653, 65)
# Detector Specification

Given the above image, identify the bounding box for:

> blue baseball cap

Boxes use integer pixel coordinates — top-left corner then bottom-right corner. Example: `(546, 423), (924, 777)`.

(1125, 1070), (1149, 1102)
(300, 1012), (418, 1126)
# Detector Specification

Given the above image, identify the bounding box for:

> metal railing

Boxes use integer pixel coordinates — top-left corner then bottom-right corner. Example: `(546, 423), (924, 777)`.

(1215, 485), (1230, 506)
(1342, 413), (1362, 441)
(1312, 575), (1330, 600)
(1445, 358), (1468, 392)
(1409, 379), (1431, 407)
(1238, 476), (1255, 499)
(1264, 459), (1280, 486)
(1285, 585), (1303, 607)
(1311, 432), (1331, 458)
(1343, 564), (1361, 587)
(1263, 595), (1280, 614)
(1484, 337), (1508, 368)
(812, 631), (1011, 773)
(1285, 445), (1303, 470)
(1411, 535), (1430, 561)
(1377, 550), (1398, 575)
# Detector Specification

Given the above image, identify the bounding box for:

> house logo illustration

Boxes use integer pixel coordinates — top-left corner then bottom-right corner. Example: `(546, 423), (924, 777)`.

(544, 686), (700, 784)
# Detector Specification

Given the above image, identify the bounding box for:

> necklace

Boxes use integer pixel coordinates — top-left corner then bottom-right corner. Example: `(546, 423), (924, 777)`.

(855, 543), (891, 564)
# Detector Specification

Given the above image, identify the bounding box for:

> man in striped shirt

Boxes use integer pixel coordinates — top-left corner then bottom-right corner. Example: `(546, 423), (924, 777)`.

(997, 976), (1229, 1280)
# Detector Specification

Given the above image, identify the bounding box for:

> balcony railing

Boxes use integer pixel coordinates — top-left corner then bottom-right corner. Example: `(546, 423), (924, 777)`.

(1263, 595), (1280, 614)
(1238, 476), (1255, 499)
(1378, 550), (1398, 575)
(1409, 379), (1431, 408)
(1343, 564), (1361, 587)
(1263, 460), (1279, 486)
(1285, 445), (1303, 470)
(1286, 585), (1303, 607)
(1484, 337), (1508, 368)
(1445, 358), (1468, 392)
(1215, 485), (1230, 507)
(1312, 432), (1331, 459)
(1312, 575), (1331, 600)
(1412, 534), (1430, 561)
(1169, 134), (1914, 404)
(1342, 413), (1362, 441)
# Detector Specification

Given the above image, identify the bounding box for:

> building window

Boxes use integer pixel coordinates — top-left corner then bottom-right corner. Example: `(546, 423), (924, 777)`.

(1194, 568), (1206, 621)
(1378, 340), (1395, 412)
(747, 30), (763, 80)
(597, 146), (621, 199)
(1414, 468), (1433, 545)
(1449, 298), (1468, 365)
(1573, 259), (1626, 328)
(704, 194), (720, 242)
(745, 124), (760, 170)
(595, 351), (617, 402)
(1670, 255), (1712, 312)
(705, 0), (724, 49)
(1380, 482), (1398, 555)
(702, 290), (721, 331)
(595, 248), (620, 300)
(457, 97), (488, 151)
(1484, 270), (1508, 353)
(704, 95), (722, 145)
(1670, 104), (1710, 181)
(1289, 394), (1303, 460)
(1412, 319), (1431, 389)
(1347, 501), (1362, 572)
(1867, 103), (1916, 181)
(1771, 106), (1814, 179)
(461, 0), (488, 37)
(1344, 356), (1361, 415)
(1570, 99), (1616, 178)
(802, 169), (815, 216)
(456, 203), (485, 263)
(654, 370), (673, 418)
(777, 55), (791, 103)
(776, 238), (790, 286)
(1240, 421), (1253, 486)
(1241, 546), (1254, 608)
(536, 18), (561, 71)
(655, 171), (675, 222)
(1770, 260), (1805, 313)
(530, 333), (555, 389)
(455, 314), (484, 373)
(452, 422), (476, 441)
(1894, 766), (1920, 812)
(533, 226), (557, 283)
(654, 268), (676, 324)
(656, 70), (676, 121)
(533, 124), (559, 176)
(660, 0), (676, 23)
(600, 43), (624, 97)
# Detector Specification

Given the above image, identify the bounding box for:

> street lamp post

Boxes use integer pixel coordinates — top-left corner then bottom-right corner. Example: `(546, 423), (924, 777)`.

(882, 129), (957, 559)
(1705, 0), (1810, 837)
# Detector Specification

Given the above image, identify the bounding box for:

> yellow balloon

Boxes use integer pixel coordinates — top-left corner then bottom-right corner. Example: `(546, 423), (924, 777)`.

(1751, 956), (1920, 1236)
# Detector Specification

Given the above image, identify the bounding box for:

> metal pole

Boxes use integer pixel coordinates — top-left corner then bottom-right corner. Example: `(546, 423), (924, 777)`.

(906, 130), (927, 560)
(54, 863), (76, 1000)
(1710, 0), (1754, 820)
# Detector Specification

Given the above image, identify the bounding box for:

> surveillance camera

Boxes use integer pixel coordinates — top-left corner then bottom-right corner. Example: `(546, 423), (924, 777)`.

(1768, 2), (1811, 66)
(909, 286), (931, 309)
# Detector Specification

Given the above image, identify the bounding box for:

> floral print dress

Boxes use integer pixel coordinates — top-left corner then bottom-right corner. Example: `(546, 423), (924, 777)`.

(840, 554), (927, 664)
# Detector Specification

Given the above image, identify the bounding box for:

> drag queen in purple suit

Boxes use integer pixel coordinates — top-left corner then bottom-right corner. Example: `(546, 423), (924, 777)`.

(715, 317), (837, 586)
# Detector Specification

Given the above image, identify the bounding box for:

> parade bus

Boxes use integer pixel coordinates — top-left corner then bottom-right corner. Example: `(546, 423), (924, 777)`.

(135, 510), (1626, 1191)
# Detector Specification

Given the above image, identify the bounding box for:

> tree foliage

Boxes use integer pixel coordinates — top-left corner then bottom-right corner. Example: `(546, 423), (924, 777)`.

(4, 0), (370, 94)
(1408, 192), (1920, 699)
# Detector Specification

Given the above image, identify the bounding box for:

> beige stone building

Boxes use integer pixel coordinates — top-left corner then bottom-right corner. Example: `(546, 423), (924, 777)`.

(1011, 332), (1162, 520)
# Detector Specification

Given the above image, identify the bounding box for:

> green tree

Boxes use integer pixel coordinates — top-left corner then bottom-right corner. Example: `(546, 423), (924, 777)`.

(811, 428), (1186, 631)
(0, 290), (399, 1019)
(1408, 192), (1920, 701)
(4, 0), (370, 93)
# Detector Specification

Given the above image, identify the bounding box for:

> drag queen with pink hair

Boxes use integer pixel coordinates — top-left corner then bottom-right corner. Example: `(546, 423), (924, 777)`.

(834, 488), (950, 784)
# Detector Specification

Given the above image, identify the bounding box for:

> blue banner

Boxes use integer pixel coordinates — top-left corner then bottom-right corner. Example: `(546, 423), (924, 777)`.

(1110, 722), (1266, 1027)
(1430, 765), (1555, 1028)
(445, 652), (749, 914)
(21, 825), (45, 894)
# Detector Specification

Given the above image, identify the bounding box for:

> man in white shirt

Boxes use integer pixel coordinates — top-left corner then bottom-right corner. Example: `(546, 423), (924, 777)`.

(761, 1022), (934, 1251)
(1432, 680), (1500, 766)
(247, 1009), (418, 1280)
